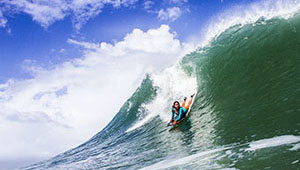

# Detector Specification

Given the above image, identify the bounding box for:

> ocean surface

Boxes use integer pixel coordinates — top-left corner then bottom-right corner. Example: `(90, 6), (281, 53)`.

(23, 10), (300, 170)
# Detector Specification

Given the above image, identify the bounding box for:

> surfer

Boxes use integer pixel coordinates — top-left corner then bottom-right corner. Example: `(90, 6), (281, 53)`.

(169, 94), (194, 125)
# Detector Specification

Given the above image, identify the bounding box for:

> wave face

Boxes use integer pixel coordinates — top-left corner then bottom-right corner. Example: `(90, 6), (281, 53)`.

(23, 14), (300, 170)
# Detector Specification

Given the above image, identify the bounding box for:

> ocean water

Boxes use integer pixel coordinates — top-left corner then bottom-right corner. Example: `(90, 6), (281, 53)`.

(23, 7), (300, 170)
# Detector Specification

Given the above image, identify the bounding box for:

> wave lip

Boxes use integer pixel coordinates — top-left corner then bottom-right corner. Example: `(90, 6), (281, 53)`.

(202, 0), (300, 46)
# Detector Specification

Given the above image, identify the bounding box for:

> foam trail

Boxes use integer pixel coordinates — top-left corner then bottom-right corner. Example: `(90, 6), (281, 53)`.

(246, 135), (300, 151)
(289, 143), (300, 151)
(142, 135), (300, 169)
(126, 64), (197, 132)
(141, 147), (230, 170)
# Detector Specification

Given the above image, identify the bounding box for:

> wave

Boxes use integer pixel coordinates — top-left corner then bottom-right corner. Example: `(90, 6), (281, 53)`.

(23, 1), (300, 169)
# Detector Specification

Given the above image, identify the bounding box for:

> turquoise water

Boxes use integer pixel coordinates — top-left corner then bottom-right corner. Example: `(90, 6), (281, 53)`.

(23, 14), (300, 170)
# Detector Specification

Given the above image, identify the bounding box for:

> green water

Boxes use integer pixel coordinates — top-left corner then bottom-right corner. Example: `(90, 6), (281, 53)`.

(24, 14), (300, 170)
(181, 14), (300, 169)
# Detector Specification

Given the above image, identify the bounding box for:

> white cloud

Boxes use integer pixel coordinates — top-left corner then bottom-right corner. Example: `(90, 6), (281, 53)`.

(110, 0), (139, 8)
(68, 0), (106, 30)
(0, 25), (195, 168)
(6, 27), (12, 34)
(59, 48), (65, 53)
(0, 0), (139, 29)
(0, 10), (7, 27)
(0, 0), (190, 28)
(144, 0), (155, 10)
(6, 0), (68, 28)
(67, 38), (101, 50)
(169, 0), (188, 5)
(158, 7), (182, 21)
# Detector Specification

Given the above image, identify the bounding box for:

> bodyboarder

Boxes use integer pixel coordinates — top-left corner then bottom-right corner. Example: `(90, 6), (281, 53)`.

(168, 94), (194, 126)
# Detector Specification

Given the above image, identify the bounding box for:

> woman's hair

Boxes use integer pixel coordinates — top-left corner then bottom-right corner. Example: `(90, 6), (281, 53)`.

(172, 101), (180, 108)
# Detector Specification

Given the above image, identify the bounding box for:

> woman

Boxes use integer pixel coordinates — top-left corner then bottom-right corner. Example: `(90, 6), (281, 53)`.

(169, 94), (194, 125)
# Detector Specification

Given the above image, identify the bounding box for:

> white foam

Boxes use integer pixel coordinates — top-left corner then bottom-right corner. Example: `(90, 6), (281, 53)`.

(246, 135), (300, 151)
(126, 64), (198, 132)
(289, 143), (300, 151)
(140, 147), (230, 170)
(140, 135), (300, 169)
(126, 113), (156, 132)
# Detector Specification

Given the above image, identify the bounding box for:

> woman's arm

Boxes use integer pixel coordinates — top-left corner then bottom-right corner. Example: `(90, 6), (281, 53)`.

(175, 108), (186, 121)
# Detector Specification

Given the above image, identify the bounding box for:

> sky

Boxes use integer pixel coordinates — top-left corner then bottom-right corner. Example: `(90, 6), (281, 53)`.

(0, 0), (252, 83)
(0, 0), (299, 169)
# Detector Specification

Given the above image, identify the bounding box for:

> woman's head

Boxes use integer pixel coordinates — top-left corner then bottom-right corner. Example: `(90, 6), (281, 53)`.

(173, 101), (180, 109)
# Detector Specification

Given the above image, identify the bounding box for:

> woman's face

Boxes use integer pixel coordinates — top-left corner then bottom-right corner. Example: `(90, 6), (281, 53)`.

(174, 102), (179, 109)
